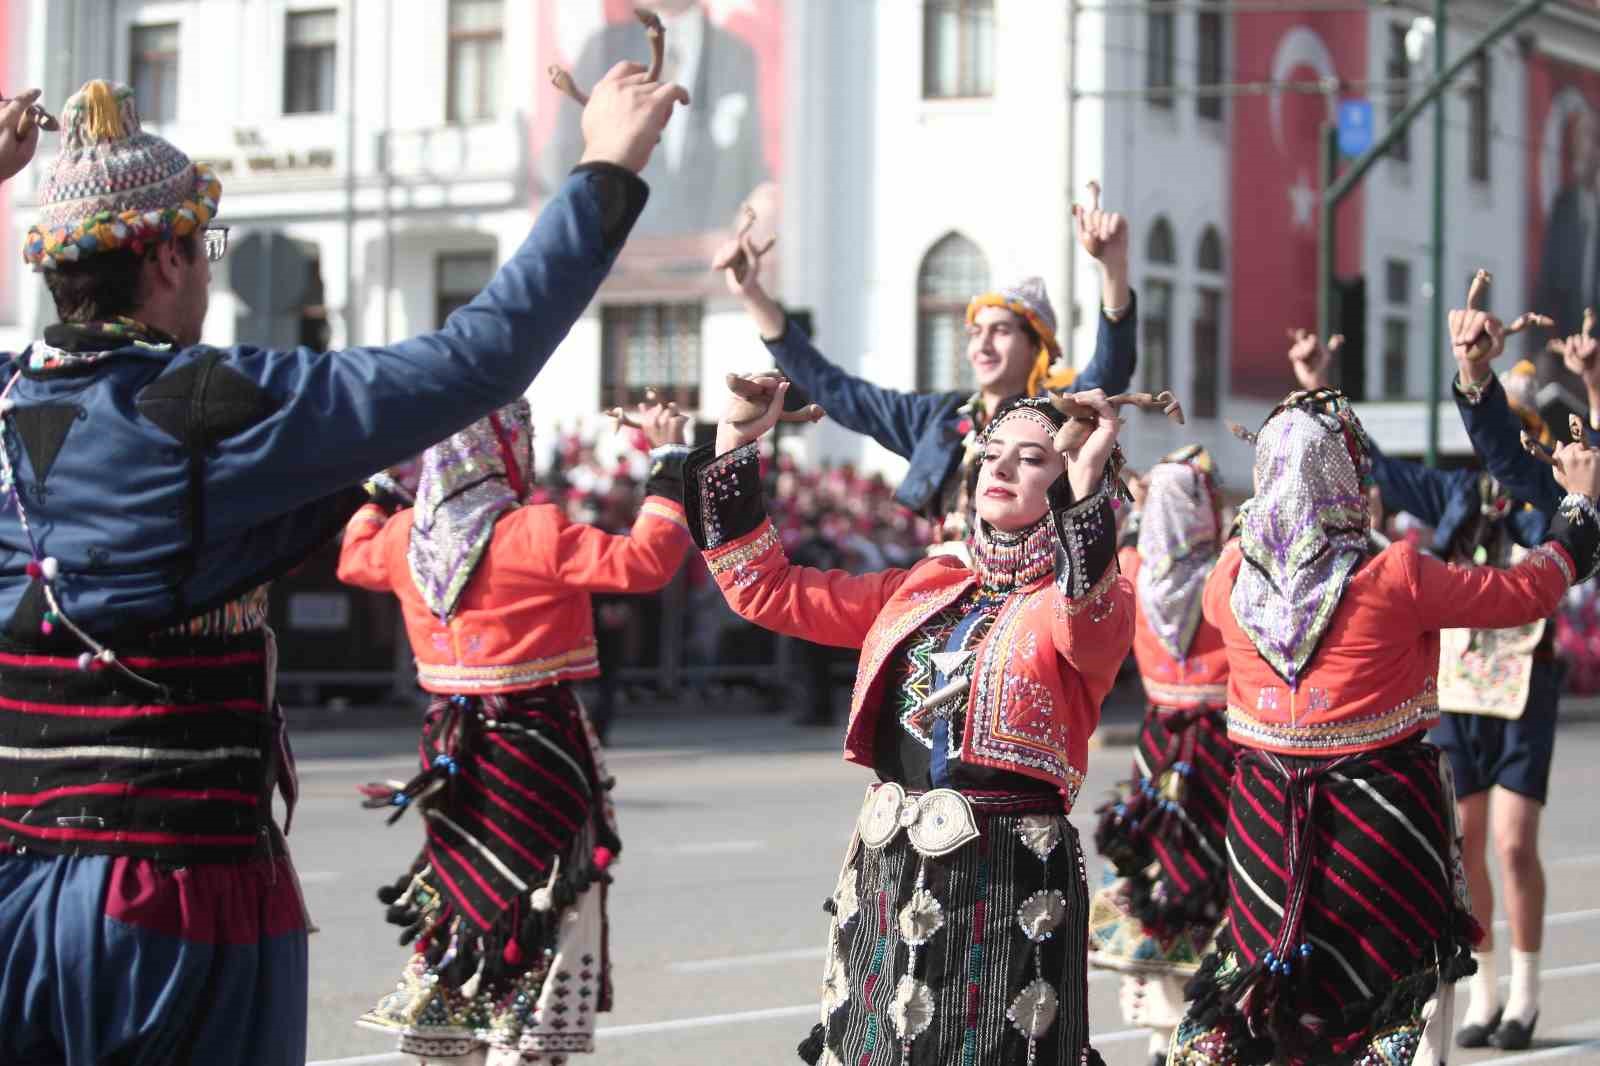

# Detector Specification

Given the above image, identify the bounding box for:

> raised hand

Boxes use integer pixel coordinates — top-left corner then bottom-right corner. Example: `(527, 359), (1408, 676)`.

(1073, 181), (1128, 273)
(716, 374), (790, 455)
(1053, 388), (1122, 501)
(634, 392), (690, 448)
(575, 61), (690, 175)
(1286, 328), (1342, 391)
(1551, 440), (1600, 502)
(1452, 271), (1553, 385)
(0, 90), (44, 184)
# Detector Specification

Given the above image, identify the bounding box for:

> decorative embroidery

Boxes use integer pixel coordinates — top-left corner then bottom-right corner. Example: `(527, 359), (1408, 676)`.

(1055, 561), (1118, 617)
(414, 643), (599, 692)
(705, 522), (780, 578)
(695, 442), (760, 548)
(638, 498), (689, 534)
(1141, 678), (1228, 710)
(1257, 687), (1280, 711)
(1227, 686), (1438, 751)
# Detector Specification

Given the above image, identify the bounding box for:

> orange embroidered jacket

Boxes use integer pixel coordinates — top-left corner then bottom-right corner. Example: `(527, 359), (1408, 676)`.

(1119, 547), (1228, 711)
(687, 444), (1133, 811)
(1203, 537), (1578, 756)
(337, 497), (691, 694)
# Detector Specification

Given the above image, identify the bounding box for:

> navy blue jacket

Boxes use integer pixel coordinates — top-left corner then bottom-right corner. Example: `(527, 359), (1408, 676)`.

(1372, 375), (1569, 555)
(0, 164), (647, 640)
(766, 294), (1138, 513)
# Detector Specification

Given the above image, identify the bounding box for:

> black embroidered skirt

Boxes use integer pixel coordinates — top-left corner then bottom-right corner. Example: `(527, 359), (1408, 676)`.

(1171, 740), (1477, 1066)
(799, 784), (1100, 1066)
(1089, 705), (1234, 977)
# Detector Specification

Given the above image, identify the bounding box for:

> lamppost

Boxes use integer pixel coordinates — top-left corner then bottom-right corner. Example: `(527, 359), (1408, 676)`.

(1410, 8), (1447, 468)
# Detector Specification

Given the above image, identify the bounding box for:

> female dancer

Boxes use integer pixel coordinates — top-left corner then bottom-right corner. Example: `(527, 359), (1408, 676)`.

(684, 377), (1134, 1065)
(1089, 446), (1230, 1066)
(1168, 387), (1600, 1066)
(337, 398), (692, 1065)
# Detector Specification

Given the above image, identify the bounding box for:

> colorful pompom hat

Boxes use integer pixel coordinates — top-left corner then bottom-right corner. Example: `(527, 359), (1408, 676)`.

(22, 80), (221, 271)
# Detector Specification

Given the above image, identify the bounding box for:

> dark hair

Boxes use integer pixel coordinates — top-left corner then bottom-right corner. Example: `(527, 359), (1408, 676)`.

(42, 233), (198, 324)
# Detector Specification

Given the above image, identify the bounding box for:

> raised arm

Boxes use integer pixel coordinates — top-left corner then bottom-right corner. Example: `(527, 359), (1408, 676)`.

(713, 239), (946, 459)
(204, 68), (690, 526)
(683, 442), (911, 647)
(335, 503), (400, 592)
(1410, 452), (1600, 630)
(1069, 187), (1137, 394)
(1450, 298), (1564, 515)
(1046, 487), (1134, 698)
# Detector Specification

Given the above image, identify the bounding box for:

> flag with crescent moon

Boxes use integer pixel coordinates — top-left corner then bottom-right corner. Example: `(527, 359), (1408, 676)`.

(1230, 11), (1367, 397)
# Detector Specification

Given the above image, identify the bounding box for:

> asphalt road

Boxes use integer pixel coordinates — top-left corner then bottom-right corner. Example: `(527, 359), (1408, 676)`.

(288, 708), (1600, 1066)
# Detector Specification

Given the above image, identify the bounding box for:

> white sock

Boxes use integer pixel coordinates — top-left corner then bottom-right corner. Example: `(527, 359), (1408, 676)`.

(1463, 950), (1500, 1027)
(1504, 948), (1541, 1025)
(1148, 1029), (1171, 1057)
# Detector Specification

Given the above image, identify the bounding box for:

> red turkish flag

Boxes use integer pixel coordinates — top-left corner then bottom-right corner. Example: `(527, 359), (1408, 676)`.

(1229, 12), (1367, 397)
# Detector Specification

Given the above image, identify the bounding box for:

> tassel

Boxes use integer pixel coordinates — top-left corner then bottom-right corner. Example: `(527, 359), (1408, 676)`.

(79, 80), (127, 141)
(796, 1022), (826, 1065)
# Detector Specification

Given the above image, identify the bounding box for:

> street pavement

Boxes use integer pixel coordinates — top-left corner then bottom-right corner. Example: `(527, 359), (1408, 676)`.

(289, 698), (1600, 1066)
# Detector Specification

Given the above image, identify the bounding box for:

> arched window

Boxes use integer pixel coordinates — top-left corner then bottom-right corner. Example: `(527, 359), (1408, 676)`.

(916, 233), (991, 392)
(1197, 226), (1224, 274)
(1143, 217), (1177, 393)
(1193, 226), (1226, 419)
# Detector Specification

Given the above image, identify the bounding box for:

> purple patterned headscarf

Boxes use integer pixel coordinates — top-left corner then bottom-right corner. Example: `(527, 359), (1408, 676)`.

(1230, 395), (1374, 686)
(1136, 447), (1220, 661)
(407, 399), (534, 620)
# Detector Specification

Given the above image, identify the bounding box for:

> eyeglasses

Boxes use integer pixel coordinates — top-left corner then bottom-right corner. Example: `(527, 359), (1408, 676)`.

(203, 224), (229, 263)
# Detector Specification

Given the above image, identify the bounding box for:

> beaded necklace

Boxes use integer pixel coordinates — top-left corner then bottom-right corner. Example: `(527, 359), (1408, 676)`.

(969, 514), (1054, 591)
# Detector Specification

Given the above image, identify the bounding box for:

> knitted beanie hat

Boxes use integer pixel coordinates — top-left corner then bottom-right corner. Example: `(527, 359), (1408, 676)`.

(23, 80), (221, 271)
(966, 276), (1063, 396)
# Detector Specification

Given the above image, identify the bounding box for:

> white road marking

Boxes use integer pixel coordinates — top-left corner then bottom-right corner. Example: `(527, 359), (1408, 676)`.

(669, 946), (823, 973)
(1548, 853), (1600, 869)
(298, 871), (341, 885)
(656, 839), (768, 856)
(1494, 908), (1600, 933)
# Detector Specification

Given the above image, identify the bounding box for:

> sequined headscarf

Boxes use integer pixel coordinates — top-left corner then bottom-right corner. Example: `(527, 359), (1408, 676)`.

(407, 399), (534, 620)
(1231, 389), (1375, 686)
(1137, 446), (1221, 660)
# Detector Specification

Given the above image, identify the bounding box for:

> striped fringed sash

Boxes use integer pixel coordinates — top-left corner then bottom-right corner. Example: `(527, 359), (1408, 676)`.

(0, 630), (284, 862)
(364, 686), (620, 992)
(1095, 706), (1232, 935)
(1184, 739), (1478, 1063)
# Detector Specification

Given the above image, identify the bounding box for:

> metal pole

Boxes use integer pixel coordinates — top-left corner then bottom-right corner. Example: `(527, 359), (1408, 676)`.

(1065, 0), (1078, 368)
(1318, 121), (1338, 346)
(1315, 0), (1548, 418)
(1426, 0), (1447, 467)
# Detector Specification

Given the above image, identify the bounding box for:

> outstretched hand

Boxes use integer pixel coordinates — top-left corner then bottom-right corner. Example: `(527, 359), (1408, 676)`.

(1552, 440), (1600, 502)
(1072, 180), (1129, 276)
(0, 90), (43, 184)
(715, 372), (789, 455)
(1053, 388), (1122, 501)
(577, 61), (690, 174)
(1286, 328), (1342, 391)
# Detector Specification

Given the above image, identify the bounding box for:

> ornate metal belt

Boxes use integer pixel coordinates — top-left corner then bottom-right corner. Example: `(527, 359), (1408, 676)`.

(856, 782), (980, 857)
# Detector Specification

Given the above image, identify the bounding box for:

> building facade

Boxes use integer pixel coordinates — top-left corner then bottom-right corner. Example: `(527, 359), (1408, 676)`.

(6, 0), (1600, 479)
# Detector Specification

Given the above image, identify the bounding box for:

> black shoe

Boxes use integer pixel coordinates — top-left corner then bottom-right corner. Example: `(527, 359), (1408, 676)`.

(1148, 1056), (1167, 1066)
(1489, 1011), (1539, 1051)
(1455, 1008), (1502, 1049)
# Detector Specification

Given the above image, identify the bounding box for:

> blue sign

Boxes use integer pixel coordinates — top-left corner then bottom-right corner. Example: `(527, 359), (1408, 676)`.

(1337, 100), (1374, 158)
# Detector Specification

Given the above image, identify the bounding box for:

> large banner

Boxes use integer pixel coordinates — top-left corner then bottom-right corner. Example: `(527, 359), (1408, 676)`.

(1526, 50), (1600, 346)
(532, 0), (784, 295)
(1229, 12), (1367, 397)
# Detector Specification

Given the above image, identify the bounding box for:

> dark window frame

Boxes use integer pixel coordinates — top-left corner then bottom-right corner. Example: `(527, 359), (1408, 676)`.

(1468, 53), (1491, 184)
(1386, 23), (1411, 164)
(922, 0), (995, 101)
(1196, 0), (1225, 122)
(1383, 317), (1409, 399)
(283, 8), (339, 116)
(130, 22), (181, 124)
(600, 303), (705, 410)
(1147, 3), (1176, 110)
(434, 250), (497, 328)
(915, 233), (991, 393)
(447, 0), (505, 123)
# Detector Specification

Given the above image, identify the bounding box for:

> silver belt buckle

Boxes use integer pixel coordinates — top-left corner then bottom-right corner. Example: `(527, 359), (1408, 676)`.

(858, 783), (980, 857)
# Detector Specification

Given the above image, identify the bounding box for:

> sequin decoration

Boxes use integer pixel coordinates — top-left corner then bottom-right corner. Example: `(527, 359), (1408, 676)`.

(897, 887), (946, 945)
(1016, 814), (1062, 861)
(1006, 978), (1059, 1039)
(821, 948), (850, 1015)
(888, 975), (935, 1039)
(831, 867), (860, 929)
(1016, 889), (1067, 942)
(970, 513), (1056, 591)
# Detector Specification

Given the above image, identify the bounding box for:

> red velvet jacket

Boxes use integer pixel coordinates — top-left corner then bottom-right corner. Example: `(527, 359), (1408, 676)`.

(689, 442), (1134, 811)
(1119, 547), (1228, 711)
(1204, 538), (1577, 756)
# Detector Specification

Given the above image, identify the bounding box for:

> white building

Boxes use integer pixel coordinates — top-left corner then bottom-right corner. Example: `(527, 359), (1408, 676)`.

(5, 0), (1600, 482)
